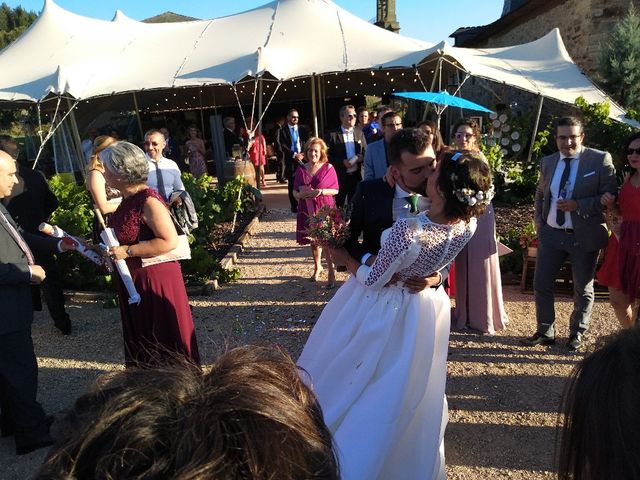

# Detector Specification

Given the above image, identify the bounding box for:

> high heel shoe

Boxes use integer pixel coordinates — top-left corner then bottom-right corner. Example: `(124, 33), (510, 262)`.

(310, 268), (323, 282)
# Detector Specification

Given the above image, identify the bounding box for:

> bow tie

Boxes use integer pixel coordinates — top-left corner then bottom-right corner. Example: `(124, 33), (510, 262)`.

(406, 194), (420, 214)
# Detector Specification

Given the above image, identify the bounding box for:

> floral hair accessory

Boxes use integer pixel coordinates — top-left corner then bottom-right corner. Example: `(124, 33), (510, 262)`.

(450, 172), (495, 206)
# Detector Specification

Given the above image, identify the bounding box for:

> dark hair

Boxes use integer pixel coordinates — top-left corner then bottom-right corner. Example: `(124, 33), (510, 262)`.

(0, 134), (18, 160)
(356, 106), (369, 115)
(624, 131), (640, 173)
(556, 116), (584, 133)
(437, 150), (493, 222)
(417, 120), (444, 155)
(36, 346), (339, 480)
(451, 118), (481, 143)
(387, 128), (431, 166)
(380, 111), (401, 127)
(557, 328), (640, 480)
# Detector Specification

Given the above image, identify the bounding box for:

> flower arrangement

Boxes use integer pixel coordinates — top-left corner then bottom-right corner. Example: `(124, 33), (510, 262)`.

(306, 205), (350, 248)
(519, 221), (537, 249)
(451, 173), (495, 207)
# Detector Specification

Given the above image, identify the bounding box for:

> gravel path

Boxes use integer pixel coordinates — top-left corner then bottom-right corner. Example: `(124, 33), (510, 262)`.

(1, 207), (619, 479)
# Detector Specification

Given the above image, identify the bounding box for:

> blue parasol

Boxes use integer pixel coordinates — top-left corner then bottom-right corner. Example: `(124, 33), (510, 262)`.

(393, 91), (493, 126)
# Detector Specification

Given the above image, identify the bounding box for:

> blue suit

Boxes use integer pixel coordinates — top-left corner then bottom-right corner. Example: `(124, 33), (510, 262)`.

(363, 138), (388, 181)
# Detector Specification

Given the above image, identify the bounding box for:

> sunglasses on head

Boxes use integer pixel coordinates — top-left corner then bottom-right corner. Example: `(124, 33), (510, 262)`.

(627, 148), (640, 155)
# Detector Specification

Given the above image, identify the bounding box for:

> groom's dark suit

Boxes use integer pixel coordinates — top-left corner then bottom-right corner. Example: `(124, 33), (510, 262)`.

(0, 203), (59, 451)
(345, 178), (449, 284)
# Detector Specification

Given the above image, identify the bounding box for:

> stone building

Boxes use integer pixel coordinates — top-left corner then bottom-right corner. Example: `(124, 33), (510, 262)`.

(451, 0), (631, 77)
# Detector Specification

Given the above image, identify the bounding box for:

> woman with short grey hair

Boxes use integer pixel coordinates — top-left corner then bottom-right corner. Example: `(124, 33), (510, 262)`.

(100, 141), (200, 367)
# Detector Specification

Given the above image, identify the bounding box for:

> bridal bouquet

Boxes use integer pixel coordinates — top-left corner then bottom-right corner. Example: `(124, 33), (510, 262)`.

(306, 205), (350, 248)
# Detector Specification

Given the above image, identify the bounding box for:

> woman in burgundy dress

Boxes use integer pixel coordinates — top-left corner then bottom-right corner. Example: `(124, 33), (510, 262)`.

(293, 138), (339, 287)
(100, 142), (200, 367)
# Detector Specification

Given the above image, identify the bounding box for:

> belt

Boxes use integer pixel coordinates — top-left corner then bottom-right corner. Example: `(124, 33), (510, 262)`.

(556, 227), (574, 234)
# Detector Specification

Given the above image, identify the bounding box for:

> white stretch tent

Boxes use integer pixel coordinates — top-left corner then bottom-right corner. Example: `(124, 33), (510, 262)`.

(0, 0), (634, 130)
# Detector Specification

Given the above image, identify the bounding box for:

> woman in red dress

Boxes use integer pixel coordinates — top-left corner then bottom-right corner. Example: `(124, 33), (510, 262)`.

(101, 141), (200, 367)
(248, 117), (267, 188)
(597, 132), (640, 328)
(293, 138), (339, 287)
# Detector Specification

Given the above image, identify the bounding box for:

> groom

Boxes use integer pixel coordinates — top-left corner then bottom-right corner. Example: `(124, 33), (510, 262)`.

(340, 128), (447, 291)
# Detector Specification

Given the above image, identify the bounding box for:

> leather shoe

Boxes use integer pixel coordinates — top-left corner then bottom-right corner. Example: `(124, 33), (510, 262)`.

(16, 435), (55, 455)
(54, 317), (71, 335)
(520, 332), (555, 346)
(567, 332), (583, 352)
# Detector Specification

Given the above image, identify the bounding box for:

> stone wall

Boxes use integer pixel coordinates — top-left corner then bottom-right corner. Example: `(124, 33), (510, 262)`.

(470, 0), (631, 76)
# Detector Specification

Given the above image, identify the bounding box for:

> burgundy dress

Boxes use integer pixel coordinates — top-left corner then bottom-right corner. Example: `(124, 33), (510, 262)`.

(109, 188), (200, 367)
(293, 162), (339, 245)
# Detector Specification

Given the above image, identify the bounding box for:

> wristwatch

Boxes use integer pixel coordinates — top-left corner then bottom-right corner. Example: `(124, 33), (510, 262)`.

(126, 246), (134, 257)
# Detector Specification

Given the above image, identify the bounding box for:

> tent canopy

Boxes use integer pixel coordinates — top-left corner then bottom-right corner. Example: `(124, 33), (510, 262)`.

(0, 0), (634, 127)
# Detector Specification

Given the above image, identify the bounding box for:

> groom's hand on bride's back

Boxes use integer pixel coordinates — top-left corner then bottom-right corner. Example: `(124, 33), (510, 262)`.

(402, 272), (441, 293)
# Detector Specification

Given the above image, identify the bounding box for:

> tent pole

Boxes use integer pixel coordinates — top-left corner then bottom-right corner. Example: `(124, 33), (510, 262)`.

(311, 74), (318, 137)
(132, 92), (144, 140)
(258, 76), (263, 135)
(527, 95), (545, 164)
(320, 75), (327, 134)
(66, 98), (86, 180)
(199, 89), (205, 135)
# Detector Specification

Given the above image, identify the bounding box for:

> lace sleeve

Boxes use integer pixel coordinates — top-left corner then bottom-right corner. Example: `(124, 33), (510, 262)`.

(355, 218), (415, 290)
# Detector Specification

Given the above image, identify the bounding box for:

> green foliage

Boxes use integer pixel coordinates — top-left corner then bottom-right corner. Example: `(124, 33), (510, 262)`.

(497, 227), (524, 274)
(47, 175), (93, 237)
(597, 3), (640, 111)
(212, 265), (241, 284)
(181, 243), (216, 285)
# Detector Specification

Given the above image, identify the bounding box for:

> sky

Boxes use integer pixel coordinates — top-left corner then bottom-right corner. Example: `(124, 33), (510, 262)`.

(4, 0), (504, 44)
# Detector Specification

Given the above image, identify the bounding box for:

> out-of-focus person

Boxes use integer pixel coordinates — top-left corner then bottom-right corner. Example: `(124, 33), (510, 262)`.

(326, 104), (367, 208)
(223, 116), (243, 158)
(450, 117), (509, 335)
(143, 129), (184, 205)
(557, 327), (640, 480)
(80, 128), (98, 165)
(1, 135), (72, 335)
(247, 117), (267, 188)
(35, 345), (339, 480)
(293, 138), (339, 287)
(0, 149), (76, 455)
(596, 131), (640, 328)
(159, 127), (187, 172)
(85, 135), (120, 242)
(363, 111), (402, 181)
(100, 141), (200, 367)
(417, 120), (445, 157)
(185, 125), (207, 178)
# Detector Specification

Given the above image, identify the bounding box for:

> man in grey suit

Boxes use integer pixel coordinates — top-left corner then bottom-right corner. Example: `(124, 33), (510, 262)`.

(521, 117), (617, 351)
(0, 150), (75, 454)
(363, 111), (403, 181)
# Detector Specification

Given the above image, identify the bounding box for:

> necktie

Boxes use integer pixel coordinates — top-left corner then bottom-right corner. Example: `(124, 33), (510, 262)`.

(154, 162), (167, 200)
(556, 157), (572, 226)
(0, 207), (34, 265)
(406, 194), (419, 214)
(291, 127), (299, 153)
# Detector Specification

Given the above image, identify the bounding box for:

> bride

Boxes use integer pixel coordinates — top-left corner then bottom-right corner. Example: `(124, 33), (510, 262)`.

(298, 149), (494, 480)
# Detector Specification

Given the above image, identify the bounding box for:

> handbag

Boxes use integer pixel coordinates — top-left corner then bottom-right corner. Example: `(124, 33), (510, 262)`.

(140, 211), (191, 267)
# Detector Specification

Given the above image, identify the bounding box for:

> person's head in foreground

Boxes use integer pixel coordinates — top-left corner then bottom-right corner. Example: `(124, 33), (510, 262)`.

(429, 150), (494, 222)
(35, 346), (339, 480)
(557, 327), (640, 480)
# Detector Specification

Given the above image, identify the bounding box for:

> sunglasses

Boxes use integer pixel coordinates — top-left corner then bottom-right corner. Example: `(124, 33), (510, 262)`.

(345, 114), (357, 119)
(627, 148), (640, 155)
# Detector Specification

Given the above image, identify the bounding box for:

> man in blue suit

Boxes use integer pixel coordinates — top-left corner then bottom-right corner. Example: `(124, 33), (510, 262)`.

(363, 111), (403, 181)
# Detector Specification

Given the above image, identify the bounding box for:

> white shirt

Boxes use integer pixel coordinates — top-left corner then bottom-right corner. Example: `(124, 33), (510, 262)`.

(547, 148), (582, 229)
(146, 156), (185, 201)
(341, 126), (356, 160)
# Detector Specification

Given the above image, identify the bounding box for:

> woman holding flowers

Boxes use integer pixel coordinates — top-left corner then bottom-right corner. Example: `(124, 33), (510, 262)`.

(293, 137), (339, 287)
(299, 146), (494, 480)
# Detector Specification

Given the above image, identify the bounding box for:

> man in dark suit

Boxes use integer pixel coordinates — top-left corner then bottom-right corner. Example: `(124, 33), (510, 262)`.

(223, 116), (243, 158)
(339, 128), (447, 291)
(0, 135), (71, 335)
(326, 105), (367, 208)
(521, 116), (617, 351)
(277, 109), (309, 213)
(0, 150), (75, 454)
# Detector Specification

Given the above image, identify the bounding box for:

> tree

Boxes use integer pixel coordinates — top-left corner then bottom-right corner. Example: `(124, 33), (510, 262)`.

(597, 3), (640, 111)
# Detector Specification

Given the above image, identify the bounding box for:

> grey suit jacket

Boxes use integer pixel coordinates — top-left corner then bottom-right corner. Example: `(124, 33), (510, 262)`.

(534, 147), (616, 252)
(0, 204), (59, 334)
(363, 138), (388, 181)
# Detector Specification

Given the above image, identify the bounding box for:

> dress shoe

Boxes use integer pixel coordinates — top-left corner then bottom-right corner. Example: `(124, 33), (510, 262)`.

(520, 332), (555, 346)
(567, 332), (583, 352)
(54, 317), (71, 335)
(16, 435), (55, 455)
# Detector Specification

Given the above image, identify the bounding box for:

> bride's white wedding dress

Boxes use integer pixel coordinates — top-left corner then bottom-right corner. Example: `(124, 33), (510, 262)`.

(298, 213), (476, 480)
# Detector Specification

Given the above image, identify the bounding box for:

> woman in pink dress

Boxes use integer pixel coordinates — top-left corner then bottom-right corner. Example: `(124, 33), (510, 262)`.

(597, 132), (640, 328)
(248, 118), (267, 188)
(451, 118), (508, 334)
(293, 138), (339, 287)
(185, 125), (207, 178)
(101, 141), (200, 367)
